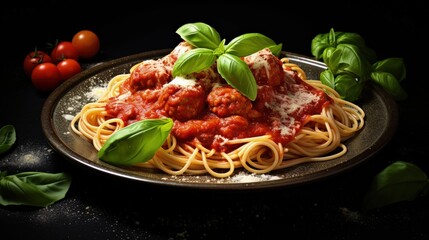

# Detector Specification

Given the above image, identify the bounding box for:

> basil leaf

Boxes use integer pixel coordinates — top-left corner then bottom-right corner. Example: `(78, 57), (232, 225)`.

(268, 44), (283, 57)
(334, 72), (363, 102)
(372, 58), (406, 82)
(320, 69), (335, 89)
(362, 161), (429, 211)
(370, 71), (408, 101)
(0, 125), (16, 154)
(328, 27), (336, 45)
(176, 22), (221, 49)
(0, 171), (71, 207)
(225, 33), (279, 57)
(98, 118), (173, 165)
(336, 31), (377, 63)
(217, 53), (257, 101)
(322, 46), (336, 64)
(327, 44), (372, 80)
(311, 33), (331, 60)
(336, 31), (365, 46)
(311, 28), (337, 60)
(213, 39), (226, 56)
(172, 48), (216, 76)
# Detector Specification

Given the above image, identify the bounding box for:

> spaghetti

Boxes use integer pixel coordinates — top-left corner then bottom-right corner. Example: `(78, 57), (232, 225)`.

(70, 43), (365, 178)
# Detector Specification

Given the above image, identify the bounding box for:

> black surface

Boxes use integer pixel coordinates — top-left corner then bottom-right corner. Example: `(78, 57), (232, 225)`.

(1, 3), (428, 240)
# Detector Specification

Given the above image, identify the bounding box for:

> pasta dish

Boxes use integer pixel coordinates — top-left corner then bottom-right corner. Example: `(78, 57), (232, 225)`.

(70, 41), (365, 178)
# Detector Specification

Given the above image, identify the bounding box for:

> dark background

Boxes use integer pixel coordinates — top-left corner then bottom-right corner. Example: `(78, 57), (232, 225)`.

(1, 2), (428, 239)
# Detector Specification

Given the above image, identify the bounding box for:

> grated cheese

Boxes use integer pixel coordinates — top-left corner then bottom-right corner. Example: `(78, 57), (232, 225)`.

(229, 171), (282, 183)
(265, 84), (320, 136)
(164, 76), (196, 88)
(84, 86), (107, 101)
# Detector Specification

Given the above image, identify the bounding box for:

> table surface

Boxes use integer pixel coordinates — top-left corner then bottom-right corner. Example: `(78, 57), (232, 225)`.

(1, 4), (428, 240)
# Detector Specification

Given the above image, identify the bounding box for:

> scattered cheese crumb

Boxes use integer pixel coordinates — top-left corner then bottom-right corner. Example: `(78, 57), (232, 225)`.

(84, 86), (107, 101)
(229, 171), (282, 183)
(62, 114), (75, 121)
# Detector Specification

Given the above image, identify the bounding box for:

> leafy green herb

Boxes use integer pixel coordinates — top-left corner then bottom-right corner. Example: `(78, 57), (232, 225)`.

(0, 125), (72, 207)
(225, 33), (281, 57)
(173, 22), (282, 101)
(172, 48), (217, 76)
(217, 54), (257, 99)
(371, 58), (408, 100)
(0, 125), (16, 154)
(320, 71), (363, 102)
(311, 28), (377, 64)
(176, 22), (221, 49)
(0, 171), (72, 207)
(98, 118), (173, 165)
(312, 28), (407, 101)
(362, 161), (429, 211)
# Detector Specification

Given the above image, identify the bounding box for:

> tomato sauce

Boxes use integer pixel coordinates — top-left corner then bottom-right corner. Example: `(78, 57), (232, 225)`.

(105, 42), (330, 152)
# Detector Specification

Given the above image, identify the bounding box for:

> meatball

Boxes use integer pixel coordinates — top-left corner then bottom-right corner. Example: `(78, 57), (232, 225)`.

(219, 115), (249, 139)
(207, 85), (252, 117)
(187, 65), (224, 92)
(161, 41), (194, 72)
(243, 48), (285, 86)
(127, 59), (171, 93)
(159, 84), (206, 121)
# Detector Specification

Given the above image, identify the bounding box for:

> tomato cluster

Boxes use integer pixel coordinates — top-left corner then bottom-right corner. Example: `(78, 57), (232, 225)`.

(23, 30), (100, 92)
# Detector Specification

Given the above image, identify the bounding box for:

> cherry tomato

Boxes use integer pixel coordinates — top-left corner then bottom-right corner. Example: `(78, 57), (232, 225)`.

(50, 41), (79, 63)
(57, 59), (81, 81)
(31, 62), (62, 92)
(72, 30), (100, 59)
(23, 50), (53, 78)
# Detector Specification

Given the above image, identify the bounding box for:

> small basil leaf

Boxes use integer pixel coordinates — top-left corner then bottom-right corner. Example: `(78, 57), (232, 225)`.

(332, 72), (363, 102)
(372, 58), (406, 82)
(336, 32), (377, 63)
(0, 125), (16, 154)
(326, 48), (347, 74)
(327, 44), (371, 80)
(362, 161), (429, 211)
(213, 39), (226, 56)
(268, 44), (283, 57)
(98, 118), (173, 165)
(225, 33), (278, 57)
(320, 69), (336, 89)
(0, 171), (71, 207)
(336, 31), (365, 46)
(311, 33), (331, 60)
(217, 54), (257, 101)
(370, 71), (408, 101)
(172, 48), (216, 76)
(176, 22), (221, 49)
(322, 47), (336, 65)
(327, 27), (336, 45)
(311, 28), (337, 60)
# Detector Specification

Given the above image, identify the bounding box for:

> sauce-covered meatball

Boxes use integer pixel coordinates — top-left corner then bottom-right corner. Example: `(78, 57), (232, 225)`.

(207, 85), (252, 117)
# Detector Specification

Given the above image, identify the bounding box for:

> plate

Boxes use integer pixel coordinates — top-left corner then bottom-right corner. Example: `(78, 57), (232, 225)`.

(41, 49), (398, 190)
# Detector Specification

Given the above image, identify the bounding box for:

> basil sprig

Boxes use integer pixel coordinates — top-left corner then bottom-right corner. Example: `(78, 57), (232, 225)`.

(0, 171), (72, 207)
(98, 118), (173, 165)
(311, 28), (407, 102)
(0, 125), (16, 154)
(173, 22), (282, 101)
(362, 161), (429, 211)
(0, 125), (72, 207)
